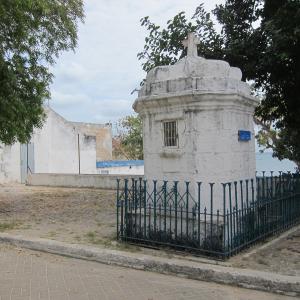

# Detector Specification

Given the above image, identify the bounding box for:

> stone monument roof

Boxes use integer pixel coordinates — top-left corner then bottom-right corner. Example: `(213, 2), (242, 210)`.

(138, 33), (251, 98)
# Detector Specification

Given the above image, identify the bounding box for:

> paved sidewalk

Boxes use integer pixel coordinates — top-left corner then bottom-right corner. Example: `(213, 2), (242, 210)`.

(0, 245), (294, 300)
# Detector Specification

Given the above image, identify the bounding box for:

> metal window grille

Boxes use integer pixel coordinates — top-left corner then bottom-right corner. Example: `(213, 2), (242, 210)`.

(163, 121), (178, 147)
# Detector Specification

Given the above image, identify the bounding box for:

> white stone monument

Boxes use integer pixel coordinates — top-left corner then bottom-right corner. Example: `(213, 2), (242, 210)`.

(133, 33), (259, 208)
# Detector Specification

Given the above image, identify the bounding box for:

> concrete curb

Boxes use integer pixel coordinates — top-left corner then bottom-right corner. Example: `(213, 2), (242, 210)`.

(0, 233), (299, 297)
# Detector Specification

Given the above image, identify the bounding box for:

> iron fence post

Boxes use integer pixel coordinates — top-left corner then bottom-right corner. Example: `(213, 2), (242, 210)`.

(222, 183), (227, 256)
(246, 179), (249, 208)
(251, 178), (255, 239)
(139, 177), (142, 235)
(185, 182), (190, 239)
(134, 179), (137, 237)
(245, 179), (249, 241)
(124, 179), (129, 240)
(240, 180), (244, 243)
(209, 183), (214, 249)
(197, 182), (202, 247)
(270, 171), (274, 198)
(116, 179), (120, 240)
(228, 183), (233, 252)
(143, 180), (147, 237)
(163, 181), (168, 238)
(234, 181), (239, 241)
(153, 180), (157, 235)
(174, 181), (179, 241)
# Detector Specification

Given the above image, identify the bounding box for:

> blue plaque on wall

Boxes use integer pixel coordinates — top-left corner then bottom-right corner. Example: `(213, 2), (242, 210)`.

(238, 130), (251, 141)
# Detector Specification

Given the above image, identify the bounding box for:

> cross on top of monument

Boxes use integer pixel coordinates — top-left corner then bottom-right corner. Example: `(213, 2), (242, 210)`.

(182, 33), (200, 57)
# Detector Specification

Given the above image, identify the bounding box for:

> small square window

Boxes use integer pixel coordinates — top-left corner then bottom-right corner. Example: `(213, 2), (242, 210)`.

(163, 121), (178, 147)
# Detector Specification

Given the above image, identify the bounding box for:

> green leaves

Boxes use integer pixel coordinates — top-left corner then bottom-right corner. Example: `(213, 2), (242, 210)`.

(137, 0), (300, 168)
(116, 115), (143, 160)
(137, 4), (222, 75)
(252, 1), (300, 168)
(0, 0), (84, 144)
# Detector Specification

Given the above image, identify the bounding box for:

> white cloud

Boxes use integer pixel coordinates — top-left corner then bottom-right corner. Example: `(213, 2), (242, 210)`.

(92, 99), (134, 123)
(50, 0), (225, 124)
(50, 91), (91, 107)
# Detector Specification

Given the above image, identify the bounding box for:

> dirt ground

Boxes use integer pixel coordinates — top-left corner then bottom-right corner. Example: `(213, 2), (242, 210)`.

(0, 183), (299, 277)
(0, 183), (117, 247)
(229, 227), (300, 276)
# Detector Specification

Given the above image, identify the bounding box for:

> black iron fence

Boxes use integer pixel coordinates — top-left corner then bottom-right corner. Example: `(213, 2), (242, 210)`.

(116, 172), (300, 258)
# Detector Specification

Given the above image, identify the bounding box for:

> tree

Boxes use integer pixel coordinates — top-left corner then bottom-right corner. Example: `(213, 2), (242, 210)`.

(137, 4), (223, 74)
(138, 1), (300, 169)
(216, 0), (300, 170)
(0, 0), (84, 144)
(115, 115), (143, 160)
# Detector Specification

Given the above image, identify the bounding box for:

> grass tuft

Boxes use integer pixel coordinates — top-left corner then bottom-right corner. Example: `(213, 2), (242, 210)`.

(0, 222), (19, 232)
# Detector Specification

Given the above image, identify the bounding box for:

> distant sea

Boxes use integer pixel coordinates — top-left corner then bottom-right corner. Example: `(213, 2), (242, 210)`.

(256, 152), (297, 174)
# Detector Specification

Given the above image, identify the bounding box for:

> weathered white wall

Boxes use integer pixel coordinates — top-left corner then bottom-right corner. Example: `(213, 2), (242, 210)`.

(97, 165), (144, 175)
(0, 107), (112, 183)
(140, 98), (257, 209)
(71, 121), (113, 161)
(32, 110), (96, 174)
(0, 143), (21, 183)
(33, 108), (97, 174)
(134, 50), (259, 210)
(27, 173), (141, 189)
(142, 99), (256, 183)
(80, 135), (97, 174)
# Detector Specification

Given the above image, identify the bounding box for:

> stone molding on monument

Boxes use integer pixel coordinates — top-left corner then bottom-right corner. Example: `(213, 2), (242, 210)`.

(134, 33), (259, 112)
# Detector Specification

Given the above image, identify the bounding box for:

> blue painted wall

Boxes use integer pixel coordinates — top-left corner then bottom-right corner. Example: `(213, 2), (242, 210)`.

(96, 160), (144, 168)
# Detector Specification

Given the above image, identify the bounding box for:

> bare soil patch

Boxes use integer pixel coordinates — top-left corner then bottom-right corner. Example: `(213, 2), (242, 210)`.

(229, 227), (300, 276)
(0, 183), (117, 247)
(0, 183), (299, 277)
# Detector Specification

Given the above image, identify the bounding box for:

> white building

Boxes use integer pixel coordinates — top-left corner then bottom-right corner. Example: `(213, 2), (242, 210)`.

(0, 107), (112, 183)
(133, 33), (259, 208)
(96, 160), (144, 175)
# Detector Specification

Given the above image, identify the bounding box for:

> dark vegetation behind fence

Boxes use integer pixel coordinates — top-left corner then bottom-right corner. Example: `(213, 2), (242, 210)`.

(116, 172), (300, 258)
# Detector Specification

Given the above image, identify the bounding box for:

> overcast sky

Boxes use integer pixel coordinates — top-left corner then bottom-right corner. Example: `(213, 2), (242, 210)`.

(49, 0), (225, 125)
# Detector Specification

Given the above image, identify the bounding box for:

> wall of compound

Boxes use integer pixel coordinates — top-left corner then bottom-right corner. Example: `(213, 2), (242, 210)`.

(0, 143), (21, 183)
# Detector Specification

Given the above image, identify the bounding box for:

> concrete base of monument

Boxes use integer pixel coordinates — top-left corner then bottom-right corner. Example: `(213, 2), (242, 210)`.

(0, 232), (299, 297)
(125, 211), (224, 253)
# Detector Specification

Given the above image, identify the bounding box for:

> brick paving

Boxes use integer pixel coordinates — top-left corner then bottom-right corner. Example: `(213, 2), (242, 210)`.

(0, 245), (295, 300)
